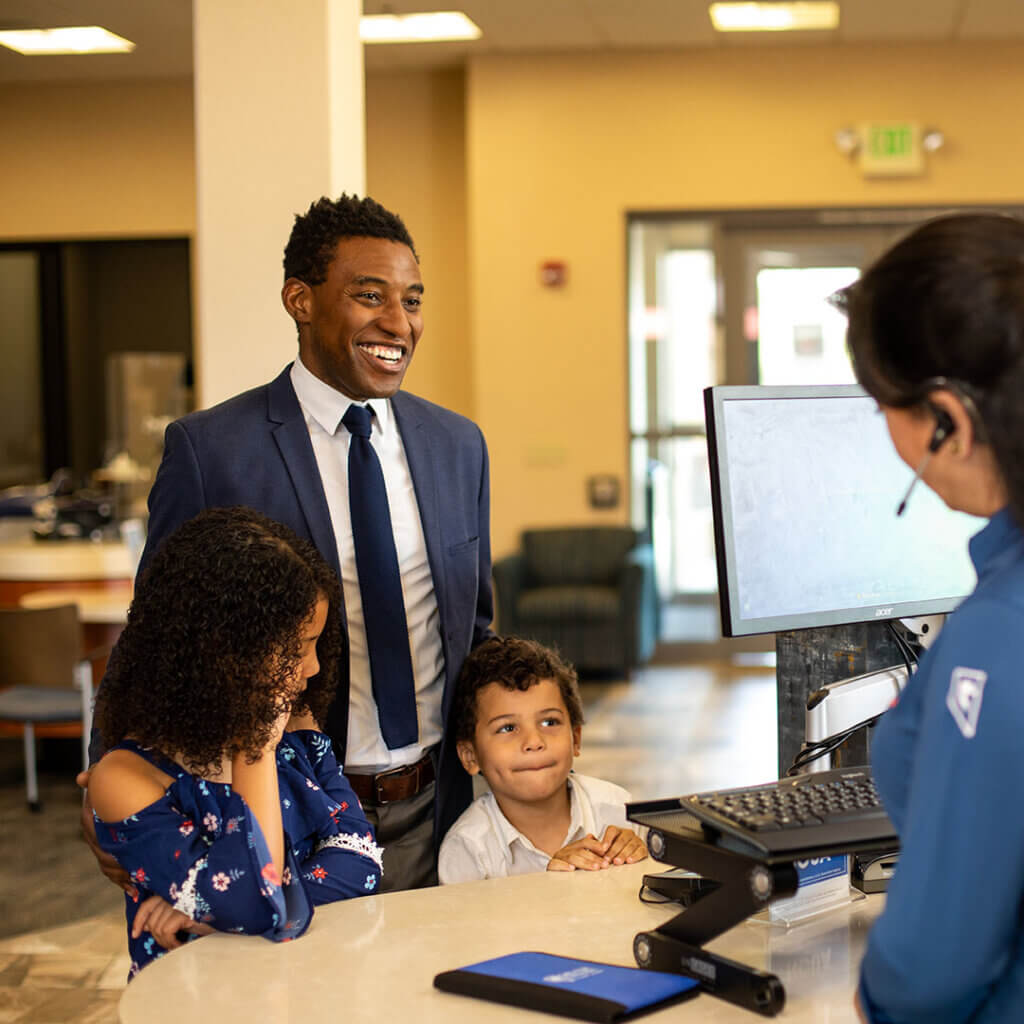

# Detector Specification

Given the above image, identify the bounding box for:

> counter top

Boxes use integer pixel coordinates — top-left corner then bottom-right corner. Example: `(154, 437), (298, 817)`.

(119, 860), (881, 1022)
(0, 538), (134, 582)
(20, 584), (131, 624)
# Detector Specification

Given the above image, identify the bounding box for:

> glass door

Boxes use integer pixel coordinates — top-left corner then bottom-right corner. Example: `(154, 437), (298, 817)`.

(628, 214), (930, 646)
(0, 250), (44, 489)
(628, 218), (721, 603)
(720, 226), (905, 387)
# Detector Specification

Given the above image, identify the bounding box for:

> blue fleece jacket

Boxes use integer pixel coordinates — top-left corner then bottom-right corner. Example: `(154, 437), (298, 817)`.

(860, 507), (1024, 1023)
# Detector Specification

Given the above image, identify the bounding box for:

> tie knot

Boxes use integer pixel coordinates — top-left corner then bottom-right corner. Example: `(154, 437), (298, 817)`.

(342, 404), (374, 438)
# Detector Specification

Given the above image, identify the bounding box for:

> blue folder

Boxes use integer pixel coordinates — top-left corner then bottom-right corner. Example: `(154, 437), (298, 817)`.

(434, 951), (700, 1022)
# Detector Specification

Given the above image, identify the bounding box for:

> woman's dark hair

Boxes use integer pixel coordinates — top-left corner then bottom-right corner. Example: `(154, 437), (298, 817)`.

(836, 212), (1024, 524)
(95, 507), (343, 774)
(452, 635), (585, 743)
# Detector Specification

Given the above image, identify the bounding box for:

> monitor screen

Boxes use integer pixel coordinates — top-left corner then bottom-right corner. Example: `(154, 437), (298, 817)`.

(704, 384), (985, 637)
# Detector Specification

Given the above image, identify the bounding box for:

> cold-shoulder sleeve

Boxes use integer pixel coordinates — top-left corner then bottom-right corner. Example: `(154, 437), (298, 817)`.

(95, 780), (311, 952)
(278, 730), (384, 901)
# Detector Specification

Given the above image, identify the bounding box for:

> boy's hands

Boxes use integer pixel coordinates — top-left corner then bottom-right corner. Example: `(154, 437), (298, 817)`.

(132, 894), (214, 950)
(547, 826), (647, 872)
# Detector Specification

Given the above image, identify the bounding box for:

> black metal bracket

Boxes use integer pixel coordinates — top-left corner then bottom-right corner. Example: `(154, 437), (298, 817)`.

(632, 824), (799, 1017)
(633, 930), (786, 1017)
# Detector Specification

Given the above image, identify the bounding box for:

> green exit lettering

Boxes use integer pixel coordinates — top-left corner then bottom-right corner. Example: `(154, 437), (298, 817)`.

(869, 124), (913, 160)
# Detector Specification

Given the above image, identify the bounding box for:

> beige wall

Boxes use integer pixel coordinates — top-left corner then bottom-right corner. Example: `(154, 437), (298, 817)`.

(366, 69), (472, 420)
(0, 79), (194, 240)
(466, 42), (1024, 557)
(5, 42), (1024, 561)
(0, 70), (470, 414)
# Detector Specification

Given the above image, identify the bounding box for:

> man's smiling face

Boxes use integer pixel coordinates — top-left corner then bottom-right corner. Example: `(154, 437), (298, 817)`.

(287, 235), (423, 401)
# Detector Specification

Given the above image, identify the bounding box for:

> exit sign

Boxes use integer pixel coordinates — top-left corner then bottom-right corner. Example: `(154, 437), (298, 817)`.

(857, 121), (924, 177)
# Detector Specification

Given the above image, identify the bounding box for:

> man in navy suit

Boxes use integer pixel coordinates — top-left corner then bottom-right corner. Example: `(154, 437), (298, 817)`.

(86, 195), (493, 892)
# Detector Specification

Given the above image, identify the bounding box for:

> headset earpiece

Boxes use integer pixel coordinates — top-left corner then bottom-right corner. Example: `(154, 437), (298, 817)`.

(927, 408), (956, 453)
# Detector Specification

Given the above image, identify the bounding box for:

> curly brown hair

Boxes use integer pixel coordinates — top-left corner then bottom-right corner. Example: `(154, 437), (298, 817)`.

(452, 635), (585, 743)
(95, 507), (343, 774)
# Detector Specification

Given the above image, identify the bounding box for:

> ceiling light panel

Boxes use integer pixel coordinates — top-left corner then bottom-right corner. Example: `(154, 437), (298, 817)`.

(360, 11), (481, 44)
(709, 2), (840, 32)
(0, 26), (136, 55)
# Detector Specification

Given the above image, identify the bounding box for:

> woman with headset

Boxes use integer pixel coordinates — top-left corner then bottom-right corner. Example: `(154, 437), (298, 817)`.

(838, 213), (1024, 1023)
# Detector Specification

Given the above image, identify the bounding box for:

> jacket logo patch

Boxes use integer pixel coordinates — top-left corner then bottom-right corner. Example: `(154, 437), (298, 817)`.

(946, 666), (987, 739)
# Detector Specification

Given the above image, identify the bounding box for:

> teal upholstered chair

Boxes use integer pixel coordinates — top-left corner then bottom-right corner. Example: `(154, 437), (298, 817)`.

(492, 526), (659, 674)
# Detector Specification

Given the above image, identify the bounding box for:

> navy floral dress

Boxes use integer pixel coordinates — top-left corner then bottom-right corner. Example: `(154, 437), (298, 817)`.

(95, 730), (383, 978)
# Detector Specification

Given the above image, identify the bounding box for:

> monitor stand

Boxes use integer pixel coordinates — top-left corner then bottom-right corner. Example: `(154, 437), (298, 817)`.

(776, 621), (909, 775)
(629, 809), (797, 1017)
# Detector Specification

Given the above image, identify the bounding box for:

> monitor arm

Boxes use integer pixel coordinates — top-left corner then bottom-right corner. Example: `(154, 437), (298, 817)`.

(798, 614), (944, 774)
(897, 614), (943, 649)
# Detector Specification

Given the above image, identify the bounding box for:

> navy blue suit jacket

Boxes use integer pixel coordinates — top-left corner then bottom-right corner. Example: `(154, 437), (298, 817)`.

(137, 364), (493, 840)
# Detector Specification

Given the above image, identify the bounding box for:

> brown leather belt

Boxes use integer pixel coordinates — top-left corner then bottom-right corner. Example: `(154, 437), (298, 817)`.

(346, 751), (435, 806)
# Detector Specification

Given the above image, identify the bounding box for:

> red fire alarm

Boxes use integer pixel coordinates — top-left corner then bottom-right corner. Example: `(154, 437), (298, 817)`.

(540, 261), (568, 288)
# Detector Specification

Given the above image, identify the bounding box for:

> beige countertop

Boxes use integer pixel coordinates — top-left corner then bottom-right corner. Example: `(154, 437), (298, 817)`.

(0, 538), (134, 581)
(19, 584), (132, 624)
(119, 859), (882, 1022)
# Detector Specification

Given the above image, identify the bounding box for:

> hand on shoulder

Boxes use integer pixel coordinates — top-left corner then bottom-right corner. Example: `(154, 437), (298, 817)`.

(88, 748), (173, 823)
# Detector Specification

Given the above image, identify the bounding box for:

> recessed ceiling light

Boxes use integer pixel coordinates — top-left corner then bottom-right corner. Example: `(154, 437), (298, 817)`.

(360, 11), (481, 44)
(0, 26), (136, 55)
(709, 2), (840, 32)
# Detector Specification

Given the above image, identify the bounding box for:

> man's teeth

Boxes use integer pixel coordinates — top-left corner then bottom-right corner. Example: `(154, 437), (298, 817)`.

(361, 343), (402, 363)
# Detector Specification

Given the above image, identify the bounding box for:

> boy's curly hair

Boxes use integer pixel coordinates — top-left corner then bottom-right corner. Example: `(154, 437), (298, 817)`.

(452, 635), (585, 743)
(95, 507), (343, 775)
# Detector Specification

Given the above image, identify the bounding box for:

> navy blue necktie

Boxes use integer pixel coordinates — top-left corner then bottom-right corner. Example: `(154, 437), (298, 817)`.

(342, 404), (418, 749)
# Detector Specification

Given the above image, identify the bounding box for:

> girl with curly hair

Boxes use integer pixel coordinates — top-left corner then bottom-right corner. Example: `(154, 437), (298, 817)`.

(88, 507), (382, 977)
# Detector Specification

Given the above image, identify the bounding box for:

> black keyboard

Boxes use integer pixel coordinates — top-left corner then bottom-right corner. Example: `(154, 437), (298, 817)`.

(630, 766), (898, 858)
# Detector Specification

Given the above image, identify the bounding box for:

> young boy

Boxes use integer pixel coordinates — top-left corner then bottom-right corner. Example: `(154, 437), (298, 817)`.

(438, 636), (646, 884)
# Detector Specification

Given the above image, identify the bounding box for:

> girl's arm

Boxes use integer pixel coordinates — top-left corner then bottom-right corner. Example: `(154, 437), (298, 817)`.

(283, 729), (384, 900)
(230, 706), (294, 876)
(230, 750), (284, 876)
(91, 744), (311, 944)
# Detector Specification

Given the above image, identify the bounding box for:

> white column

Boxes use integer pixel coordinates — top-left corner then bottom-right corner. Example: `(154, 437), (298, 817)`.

(192, 0), (364, 408)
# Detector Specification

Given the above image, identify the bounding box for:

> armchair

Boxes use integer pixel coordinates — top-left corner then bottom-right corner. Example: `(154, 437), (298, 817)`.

(493, 526), (659, 674)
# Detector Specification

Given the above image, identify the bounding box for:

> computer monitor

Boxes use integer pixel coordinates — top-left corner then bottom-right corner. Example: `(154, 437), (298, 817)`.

(705, 384), (985, 637)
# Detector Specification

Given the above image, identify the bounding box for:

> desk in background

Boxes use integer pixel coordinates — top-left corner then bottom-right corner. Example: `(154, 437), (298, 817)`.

(0, 538), (134, 606)
(0, 543), (133, 743)
(119, 861), (881, 1022)
(18, 584), (131, 625)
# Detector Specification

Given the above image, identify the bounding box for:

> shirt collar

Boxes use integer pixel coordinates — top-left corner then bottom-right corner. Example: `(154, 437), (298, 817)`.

(969, 505), (1024, 580)
(492, 776), (584, 859)
(290, 356), (392, 436)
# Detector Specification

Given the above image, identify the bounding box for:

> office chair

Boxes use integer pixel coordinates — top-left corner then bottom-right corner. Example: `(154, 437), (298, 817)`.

(0, 604), (94, 811)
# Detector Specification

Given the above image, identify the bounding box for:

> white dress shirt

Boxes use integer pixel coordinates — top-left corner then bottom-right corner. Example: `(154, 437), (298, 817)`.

(290, 357), (444, 772)
(437, 773), (635, 884)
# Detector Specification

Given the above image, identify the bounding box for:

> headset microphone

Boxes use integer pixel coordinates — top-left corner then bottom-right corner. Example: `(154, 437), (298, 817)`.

(896, 410), (956, 517)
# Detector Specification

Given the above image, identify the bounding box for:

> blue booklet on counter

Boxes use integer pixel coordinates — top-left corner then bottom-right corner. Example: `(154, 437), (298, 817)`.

(434, 951), (700, 1022)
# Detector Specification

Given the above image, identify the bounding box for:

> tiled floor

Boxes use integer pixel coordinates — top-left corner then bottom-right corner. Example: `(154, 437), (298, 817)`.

(0, 649), (778, 1023)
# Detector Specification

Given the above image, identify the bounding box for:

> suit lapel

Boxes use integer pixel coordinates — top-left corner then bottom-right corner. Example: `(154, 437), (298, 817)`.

(392, 393), (447, 622)
(266, 366), (342, 578)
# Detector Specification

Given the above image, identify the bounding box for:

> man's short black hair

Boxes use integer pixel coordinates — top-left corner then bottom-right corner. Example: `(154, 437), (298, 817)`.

(453, 636), (585, 743)
(283, 193), (417, 286)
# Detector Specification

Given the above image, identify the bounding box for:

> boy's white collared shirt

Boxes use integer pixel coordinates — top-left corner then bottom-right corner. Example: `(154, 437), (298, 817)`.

(438, 773), (635, 884)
